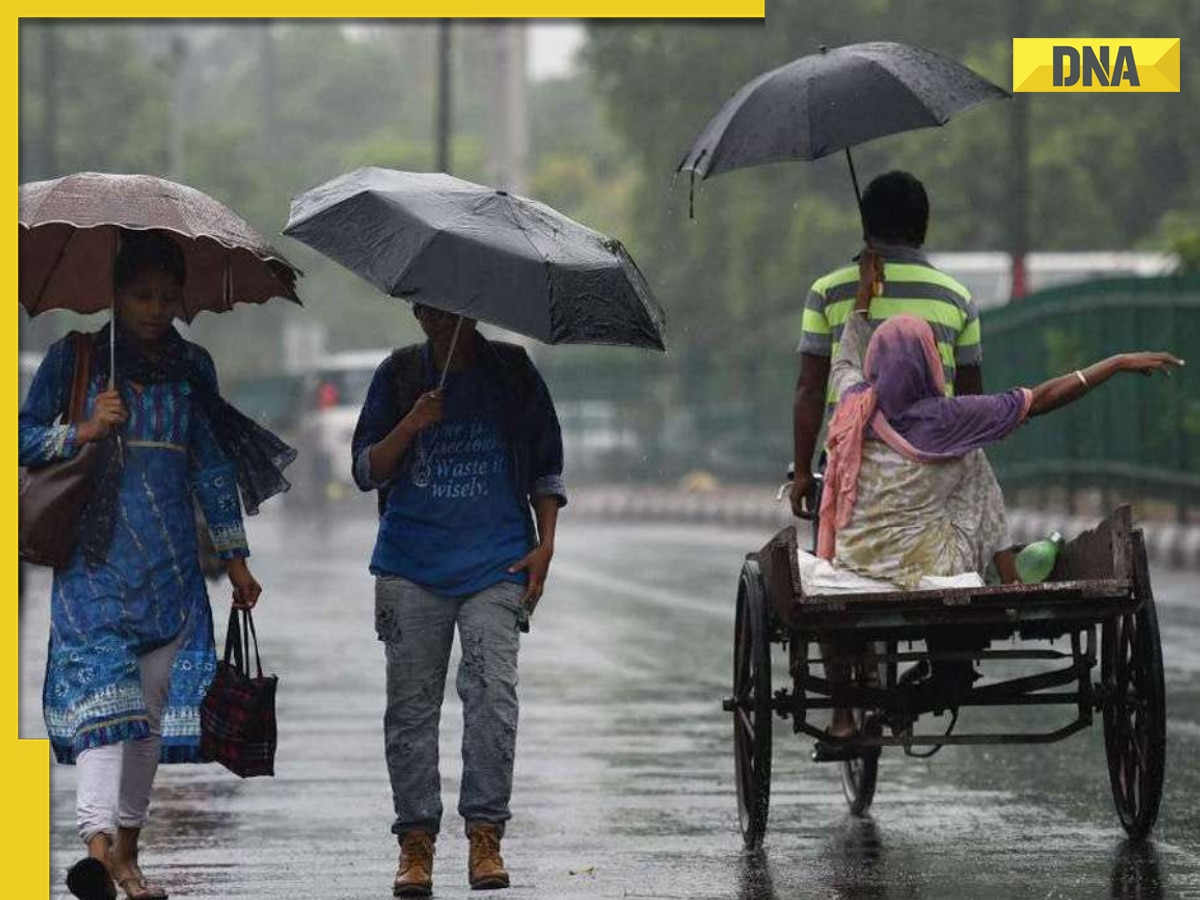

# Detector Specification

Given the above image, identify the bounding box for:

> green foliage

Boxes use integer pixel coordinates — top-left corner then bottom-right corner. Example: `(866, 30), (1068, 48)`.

(18, 15), (1199, 487)
(1158, 211), (1200, 273)
(19, 21), (628, 375)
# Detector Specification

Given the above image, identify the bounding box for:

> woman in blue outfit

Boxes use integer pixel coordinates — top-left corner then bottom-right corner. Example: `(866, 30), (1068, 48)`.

(19, 230), (294, 900)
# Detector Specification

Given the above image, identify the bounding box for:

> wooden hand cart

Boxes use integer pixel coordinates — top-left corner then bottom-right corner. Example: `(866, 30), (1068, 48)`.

(725, 505), (1165, 847)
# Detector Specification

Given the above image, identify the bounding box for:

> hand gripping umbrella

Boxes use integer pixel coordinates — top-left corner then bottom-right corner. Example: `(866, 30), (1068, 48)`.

(283, 168), (666, 354)
(20, 171), (303, 381)
(677, 42), (1010, 222)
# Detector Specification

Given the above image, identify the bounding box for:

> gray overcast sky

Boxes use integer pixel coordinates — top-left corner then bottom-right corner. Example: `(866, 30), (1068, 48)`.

(529, 22), (585, 80)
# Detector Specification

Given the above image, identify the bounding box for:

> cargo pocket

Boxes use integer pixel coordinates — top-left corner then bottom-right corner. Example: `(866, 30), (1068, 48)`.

(374, 577), (405, 643)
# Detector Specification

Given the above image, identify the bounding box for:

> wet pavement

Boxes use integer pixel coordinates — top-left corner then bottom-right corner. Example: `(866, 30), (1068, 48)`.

(21, 509), (1200, 899)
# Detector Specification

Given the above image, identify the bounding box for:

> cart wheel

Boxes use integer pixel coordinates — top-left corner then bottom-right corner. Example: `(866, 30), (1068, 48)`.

(840, 644), (888, 815)
(840, 714), (879, 815)
(733, 561), (773, 849)
(1102, 533), (1166, 841)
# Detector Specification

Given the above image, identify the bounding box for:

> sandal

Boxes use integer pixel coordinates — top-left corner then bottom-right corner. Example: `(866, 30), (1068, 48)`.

(65, 857), (117, 900)
(110, 862), (169, 900)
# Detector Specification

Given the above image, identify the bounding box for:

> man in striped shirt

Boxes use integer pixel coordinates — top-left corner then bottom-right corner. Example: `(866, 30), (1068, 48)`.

(791, 171), (983, 516)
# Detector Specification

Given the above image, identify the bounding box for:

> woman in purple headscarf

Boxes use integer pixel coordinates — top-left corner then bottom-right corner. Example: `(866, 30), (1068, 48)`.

(821, 248), (1182, 589)
(816, 249), (1182, 745)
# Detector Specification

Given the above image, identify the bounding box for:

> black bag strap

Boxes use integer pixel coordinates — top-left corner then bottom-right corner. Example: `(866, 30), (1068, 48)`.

(223, 607), (245, 673)
(224, 609), (244, 672)
(67, 332), (93, 424)
(243, 608), (265, 680)
(221, 608), (265, 679)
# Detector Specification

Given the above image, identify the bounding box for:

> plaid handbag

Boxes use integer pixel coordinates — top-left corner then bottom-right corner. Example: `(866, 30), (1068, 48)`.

(201, 608), (277, 777)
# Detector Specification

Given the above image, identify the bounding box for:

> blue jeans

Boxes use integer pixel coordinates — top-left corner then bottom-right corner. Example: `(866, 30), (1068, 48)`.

(375, 575), (523, 839)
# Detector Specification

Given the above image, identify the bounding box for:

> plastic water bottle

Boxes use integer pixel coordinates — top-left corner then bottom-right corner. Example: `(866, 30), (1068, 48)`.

(1016, 531), (1065, 584)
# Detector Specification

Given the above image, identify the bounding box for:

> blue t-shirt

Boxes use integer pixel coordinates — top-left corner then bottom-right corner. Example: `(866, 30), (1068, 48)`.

(369, 365), (530, 596)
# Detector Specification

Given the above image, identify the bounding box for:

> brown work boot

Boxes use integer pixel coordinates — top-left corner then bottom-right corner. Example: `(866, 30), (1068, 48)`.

(394, 830), (435, 898)
(467, 823), (510, 890)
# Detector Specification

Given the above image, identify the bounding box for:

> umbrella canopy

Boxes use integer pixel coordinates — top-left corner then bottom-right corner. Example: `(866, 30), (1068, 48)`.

(678, 42), (1009, 182)
(20, 172), (302, 320)
(284, 168), (666, 351)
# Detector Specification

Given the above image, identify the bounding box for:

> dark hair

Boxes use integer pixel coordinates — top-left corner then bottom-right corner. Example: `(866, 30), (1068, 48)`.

(861, 171), (929, 247)
(113, 229), (186, 291)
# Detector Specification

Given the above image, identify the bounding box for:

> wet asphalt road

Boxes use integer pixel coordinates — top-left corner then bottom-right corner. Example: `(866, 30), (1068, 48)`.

(20, 508), (1200, 899)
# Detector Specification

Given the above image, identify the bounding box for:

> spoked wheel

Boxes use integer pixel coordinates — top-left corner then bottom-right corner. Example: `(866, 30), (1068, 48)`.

(1101, 533), (1166, 841)
(732, 561), (773, 849)
(840, 642), (891, 815)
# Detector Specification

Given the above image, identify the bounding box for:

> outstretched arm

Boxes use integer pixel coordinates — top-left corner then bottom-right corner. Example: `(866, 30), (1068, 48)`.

(1028, 352), (1184, 417)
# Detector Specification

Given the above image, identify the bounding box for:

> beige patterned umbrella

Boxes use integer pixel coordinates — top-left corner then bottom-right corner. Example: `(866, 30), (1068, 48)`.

(20, 171), (302, 320)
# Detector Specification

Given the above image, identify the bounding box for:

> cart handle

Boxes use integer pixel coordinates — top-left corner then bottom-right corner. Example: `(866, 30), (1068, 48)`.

(778, 463), (823, 522)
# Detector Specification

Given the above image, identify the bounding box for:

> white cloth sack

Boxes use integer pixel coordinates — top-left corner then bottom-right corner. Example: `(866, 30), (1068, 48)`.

(796, 549), (984, 597)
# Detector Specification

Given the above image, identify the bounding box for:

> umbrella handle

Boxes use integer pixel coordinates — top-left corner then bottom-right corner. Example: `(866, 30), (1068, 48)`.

(437, 315), (465, 392)
(845, 147), (866, 240)
(109, 298), (116, 390)
(110, 228), (119, 389)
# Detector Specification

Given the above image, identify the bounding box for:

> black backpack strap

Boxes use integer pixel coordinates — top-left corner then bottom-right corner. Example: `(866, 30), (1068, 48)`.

(389, 345), (426, 415)
(484, 340), (540, 439)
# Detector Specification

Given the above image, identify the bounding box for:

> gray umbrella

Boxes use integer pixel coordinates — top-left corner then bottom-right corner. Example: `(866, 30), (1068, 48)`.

(677, 42), (1010, 214)
(283, 168), (666, 351)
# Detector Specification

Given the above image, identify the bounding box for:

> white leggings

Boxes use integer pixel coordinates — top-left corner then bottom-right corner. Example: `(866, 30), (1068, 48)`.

(76, 632), (182, 844)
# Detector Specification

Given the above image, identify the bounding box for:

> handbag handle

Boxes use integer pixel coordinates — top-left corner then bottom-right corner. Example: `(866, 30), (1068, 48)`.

(243, 608), (265, 680)
(222, 607), (264, 680)
(223, 607), (245, 673)
(67, 332), (93, 424)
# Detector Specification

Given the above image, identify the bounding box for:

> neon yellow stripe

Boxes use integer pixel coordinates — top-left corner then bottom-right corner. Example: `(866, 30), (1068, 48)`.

(812, 262), (970, 299)
(801, 307), (830, 335)
(824, 297), (967, 330)
(937, 341), (956, 367)
(958, 317), (981, 346)
(884, 263), (972, 298)
(869, 297), (968, 330)
(811, 265), (858, 294)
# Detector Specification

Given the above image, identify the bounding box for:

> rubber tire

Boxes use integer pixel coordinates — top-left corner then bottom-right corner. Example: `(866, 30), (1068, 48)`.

(733, 561), (773, 849)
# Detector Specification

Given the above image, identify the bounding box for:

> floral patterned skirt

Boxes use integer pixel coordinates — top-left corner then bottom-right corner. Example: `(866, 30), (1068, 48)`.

(835, 443), (1009, 591)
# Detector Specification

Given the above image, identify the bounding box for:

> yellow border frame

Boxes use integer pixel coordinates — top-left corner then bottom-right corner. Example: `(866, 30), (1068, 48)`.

(8, 10), (763, 892)
(10, 16), (46, 891)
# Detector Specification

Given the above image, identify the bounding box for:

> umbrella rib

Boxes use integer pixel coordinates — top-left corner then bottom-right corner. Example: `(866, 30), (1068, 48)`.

(27, 227), (76, 316)
(498, 197), (554, 335)
(21, 174), (302, 320)
(862, 56), (953, 129)
(385, 206), (477, 297)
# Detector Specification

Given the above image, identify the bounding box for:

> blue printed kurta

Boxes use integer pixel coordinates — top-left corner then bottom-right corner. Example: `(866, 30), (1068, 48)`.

(19, 334), (249, 764)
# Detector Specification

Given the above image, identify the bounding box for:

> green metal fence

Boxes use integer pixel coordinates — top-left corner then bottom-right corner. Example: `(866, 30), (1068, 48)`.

(982, 275), (1200, 519)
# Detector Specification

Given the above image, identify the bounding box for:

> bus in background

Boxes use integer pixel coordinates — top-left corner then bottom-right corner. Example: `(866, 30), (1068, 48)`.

(928, 251), (1179, 310)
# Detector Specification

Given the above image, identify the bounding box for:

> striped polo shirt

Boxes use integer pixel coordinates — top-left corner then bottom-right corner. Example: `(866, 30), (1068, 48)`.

(797, 244), (981, 402)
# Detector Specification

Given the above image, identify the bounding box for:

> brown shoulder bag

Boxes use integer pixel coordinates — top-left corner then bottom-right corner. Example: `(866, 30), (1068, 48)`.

(19, 333), (107, 569)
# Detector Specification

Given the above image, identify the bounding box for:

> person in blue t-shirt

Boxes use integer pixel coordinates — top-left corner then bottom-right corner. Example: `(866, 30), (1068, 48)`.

(351, 303), (566, 897)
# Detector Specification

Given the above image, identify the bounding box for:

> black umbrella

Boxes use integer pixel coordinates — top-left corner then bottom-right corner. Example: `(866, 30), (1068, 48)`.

(283, 168), (666, 351)
(677, 42), (1010, 217)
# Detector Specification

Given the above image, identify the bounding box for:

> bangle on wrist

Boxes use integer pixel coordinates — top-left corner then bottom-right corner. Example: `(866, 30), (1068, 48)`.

(1074, 369), (1090, 389)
